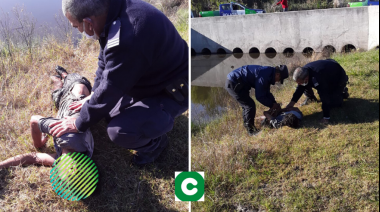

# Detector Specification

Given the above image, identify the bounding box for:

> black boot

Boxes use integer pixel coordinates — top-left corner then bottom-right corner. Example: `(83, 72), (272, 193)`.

(342, 87), (349, 99)
(132, 134), (168, 165)
(244, 123), (260, 136)
(300, 96), (318, 106)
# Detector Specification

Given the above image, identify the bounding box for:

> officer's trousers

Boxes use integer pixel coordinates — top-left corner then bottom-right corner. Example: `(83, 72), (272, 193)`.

(225, 79), (256, 126)
(106, 93), (188, 153)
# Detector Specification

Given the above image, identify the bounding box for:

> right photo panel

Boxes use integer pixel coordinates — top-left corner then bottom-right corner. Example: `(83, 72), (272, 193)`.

(191, 1), (379, 211)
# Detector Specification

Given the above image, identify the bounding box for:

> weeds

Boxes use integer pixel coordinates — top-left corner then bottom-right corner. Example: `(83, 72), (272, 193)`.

(192, 49), (379, 211)
(0, 1), (189, 211)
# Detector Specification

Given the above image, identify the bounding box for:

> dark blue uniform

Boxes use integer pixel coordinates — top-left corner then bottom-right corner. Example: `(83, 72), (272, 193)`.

(225, 65), (278, 127)
(291, 59), (348, 118)
(74, 0), (188, 160)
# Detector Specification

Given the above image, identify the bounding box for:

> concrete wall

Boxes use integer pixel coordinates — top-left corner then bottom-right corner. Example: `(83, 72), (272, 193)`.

(192, 7), (380, 54)
(192, 53), (317, 87)
(368, 6), (379, 50)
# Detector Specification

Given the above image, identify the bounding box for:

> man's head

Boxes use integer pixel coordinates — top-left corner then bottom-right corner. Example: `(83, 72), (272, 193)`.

(274, 65), (289, 84)
(62, 0), (109, 39)
(293, 67), (310, 86)
(282, 113), (299, 128)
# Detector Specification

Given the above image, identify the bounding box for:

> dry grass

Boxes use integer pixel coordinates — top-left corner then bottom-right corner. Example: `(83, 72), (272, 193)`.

(191, 49), (379, 211)
(0, 3), (189, 210)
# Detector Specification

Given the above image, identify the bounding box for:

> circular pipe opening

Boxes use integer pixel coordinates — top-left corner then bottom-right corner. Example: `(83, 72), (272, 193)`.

(283, 48), (295, 58)
(249, 47), (260, 59)
(233, 48), (243, 54)
(233, 48), (243, 59)
(217, 48), (227, 55)
(302, 47), (314, 58)
(191, 48), (196, 56)
(342, 44), (356, 53)
(201, 48), (211, 55)
(265, 48), (277, 59)
(322, 45), (336, 57)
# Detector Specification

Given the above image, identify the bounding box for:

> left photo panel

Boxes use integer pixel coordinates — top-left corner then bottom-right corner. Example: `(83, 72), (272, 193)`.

(0, 0), (189, 211)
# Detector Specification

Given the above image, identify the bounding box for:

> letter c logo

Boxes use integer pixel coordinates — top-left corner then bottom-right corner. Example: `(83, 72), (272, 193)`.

(181, 178), (198, 196)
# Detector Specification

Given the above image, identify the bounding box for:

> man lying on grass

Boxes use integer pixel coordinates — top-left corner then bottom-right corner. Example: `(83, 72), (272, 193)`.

(259, 106), (303, 129)
(0, 66), (94, 169)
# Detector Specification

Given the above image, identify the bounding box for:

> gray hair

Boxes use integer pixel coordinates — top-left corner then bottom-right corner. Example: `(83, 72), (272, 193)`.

(293, 67), (309, 81)
(62, 0), (108, 22)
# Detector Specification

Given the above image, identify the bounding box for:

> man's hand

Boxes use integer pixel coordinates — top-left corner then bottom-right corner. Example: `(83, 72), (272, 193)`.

(69, 92), (93, 112)
(49, 116), (78, 137)
(286, 101), (296, 109)
(320, 118), (329, 125)
(69, 99), (86, 112)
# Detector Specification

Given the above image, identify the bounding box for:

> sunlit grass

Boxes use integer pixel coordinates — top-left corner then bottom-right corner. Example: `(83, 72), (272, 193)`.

(192, 49), (379, 211)
(0, 3), (189, 210)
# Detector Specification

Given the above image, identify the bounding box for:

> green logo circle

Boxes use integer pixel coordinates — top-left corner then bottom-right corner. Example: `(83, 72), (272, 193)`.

(50, 152), (98, 201)
(175, 172), (204, 201)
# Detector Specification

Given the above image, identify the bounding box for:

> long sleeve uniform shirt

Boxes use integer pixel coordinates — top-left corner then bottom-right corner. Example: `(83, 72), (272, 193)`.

(291, 59), (347, 118)
(227, 65), (277, 108)
(75, 0), (188, 132)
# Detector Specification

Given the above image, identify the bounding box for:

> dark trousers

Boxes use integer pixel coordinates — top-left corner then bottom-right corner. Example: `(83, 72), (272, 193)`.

(225, 79), (256, 126)
(106, 93), (188, 153)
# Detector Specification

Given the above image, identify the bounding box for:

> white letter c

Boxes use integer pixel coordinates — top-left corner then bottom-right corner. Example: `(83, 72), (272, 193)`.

(181, 178), (198, 196)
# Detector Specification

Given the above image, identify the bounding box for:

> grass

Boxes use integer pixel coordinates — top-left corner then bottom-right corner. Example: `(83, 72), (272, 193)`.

(191, 49), (379, 211)
(0, 1), (189, 211)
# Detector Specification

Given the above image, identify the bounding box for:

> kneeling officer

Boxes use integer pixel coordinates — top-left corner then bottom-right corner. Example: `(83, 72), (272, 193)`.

(225, 65), (289, 136)
(286, 59), (349, 124)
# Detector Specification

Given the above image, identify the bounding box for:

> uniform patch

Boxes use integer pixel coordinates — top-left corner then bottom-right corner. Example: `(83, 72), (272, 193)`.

(312, 77), (319, 87)
(107, 19), (121, 49)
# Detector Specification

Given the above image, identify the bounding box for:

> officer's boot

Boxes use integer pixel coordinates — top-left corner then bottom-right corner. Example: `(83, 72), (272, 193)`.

(300, 96), (318, 106)
(342, 87), (350, 99)
(244, 122), (260, 136)
(132, 134), (168, 165)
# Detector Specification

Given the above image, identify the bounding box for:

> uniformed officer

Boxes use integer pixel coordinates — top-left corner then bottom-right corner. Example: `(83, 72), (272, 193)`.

(286, 59), (349, 124)
(49, 0), (188, 165)
(225, 65), (289, 136)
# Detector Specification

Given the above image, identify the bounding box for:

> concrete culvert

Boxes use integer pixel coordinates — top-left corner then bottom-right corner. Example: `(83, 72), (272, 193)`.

(233, 48), (243, 54)
(249, 48), (260, 59)
(201, 48), (211, 55)
(265, 48), (277, 59)
(302, 47), (314, 58)
(191, 48), (196, 56)
(322, 45), (336, 57)
(342, 44), (356, 53)
(217, 48), (227, 55)
(283, 48), (295, 58)
(233, 48), (243, 59)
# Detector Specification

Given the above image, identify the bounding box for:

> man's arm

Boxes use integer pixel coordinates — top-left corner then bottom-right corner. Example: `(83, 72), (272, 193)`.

(92, 49), (106, 92)
(255, 77), (277, 108)
(286, 85), (307, 108)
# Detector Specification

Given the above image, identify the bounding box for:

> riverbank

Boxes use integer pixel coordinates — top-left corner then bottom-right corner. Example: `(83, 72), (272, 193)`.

(0, 2), (189, 211)
(191, 49), (379, 211)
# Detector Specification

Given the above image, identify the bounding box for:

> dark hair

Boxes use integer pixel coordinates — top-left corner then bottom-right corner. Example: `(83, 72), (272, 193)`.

(282, 113), (299, 128)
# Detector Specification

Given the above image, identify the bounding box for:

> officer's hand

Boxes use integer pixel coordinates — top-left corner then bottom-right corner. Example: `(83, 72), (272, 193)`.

(69, 99), (86, 112)
(320, 118), (329, 125)
(49, 116), (79, 137)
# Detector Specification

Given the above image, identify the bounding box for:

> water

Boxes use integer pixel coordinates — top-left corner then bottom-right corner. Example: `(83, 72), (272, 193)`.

(0, 1), (79, 39)
(0, 0), (63, 27)
(191, 52), (326, 123)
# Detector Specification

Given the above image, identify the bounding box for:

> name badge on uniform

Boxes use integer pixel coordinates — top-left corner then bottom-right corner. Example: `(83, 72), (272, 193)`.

(107, 19), (121, 49)
(312, 77), (319, 87)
